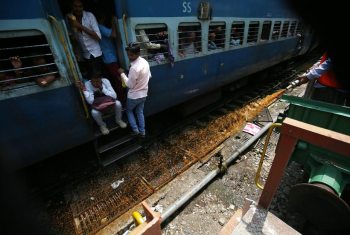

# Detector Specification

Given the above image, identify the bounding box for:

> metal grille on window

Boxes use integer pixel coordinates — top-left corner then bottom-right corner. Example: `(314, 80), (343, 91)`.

(208, 22), (226, 50)
(289, 21), (297, 37)
(135, 24), (169, 64)
(281, 21), (290, 38)
(230, 22), (244, 47)
(247, 21), (259, 44)
(178, 22), (202, 58)
(295, 22), (302, 35)
(261, 21), (272, 41)
(272, 21), (281, 40)
(0, 34), (59, 91)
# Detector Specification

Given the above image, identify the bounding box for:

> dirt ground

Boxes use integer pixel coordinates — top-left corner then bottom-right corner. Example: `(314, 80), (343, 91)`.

(102, 84), (308, 235)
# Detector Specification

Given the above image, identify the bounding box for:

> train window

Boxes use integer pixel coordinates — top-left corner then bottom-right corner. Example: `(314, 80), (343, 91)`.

(281, 21), (290, 38)
(289, 21), (297, 37)
(295, 22), (302, 35)
(135, 24), (169, 65)
(260, 21), (272, 41)
(247, 21), (260, 44)
(208, 22), (226, 50)
(178, 22), (202, 58)
(0, 33), (60, 92)
(230, 21), (244, 47)
(272, 21), (281, 40)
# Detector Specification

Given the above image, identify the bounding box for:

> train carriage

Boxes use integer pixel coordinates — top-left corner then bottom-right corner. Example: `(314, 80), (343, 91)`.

(0, 0), (315, 168)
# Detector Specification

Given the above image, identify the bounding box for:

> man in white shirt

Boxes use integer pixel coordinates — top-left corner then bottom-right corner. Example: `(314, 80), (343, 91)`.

(118, 42), (151, 137)
(68, 0), (103, 74)
(77, 72), (127, 135)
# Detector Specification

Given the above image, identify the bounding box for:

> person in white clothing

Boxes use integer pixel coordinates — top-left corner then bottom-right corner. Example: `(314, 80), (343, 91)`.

(67, 0), (103, 74)
(76, 72), (127, 135)
(118, 42), (151, 137)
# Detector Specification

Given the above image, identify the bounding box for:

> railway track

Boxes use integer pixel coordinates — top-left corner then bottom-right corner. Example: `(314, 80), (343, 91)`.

(23, 51), (321, 235)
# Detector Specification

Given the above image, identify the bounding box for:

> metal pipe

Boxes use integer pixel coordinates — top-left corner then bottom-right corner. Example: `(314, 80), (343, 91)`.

(161, 121), (275, 223)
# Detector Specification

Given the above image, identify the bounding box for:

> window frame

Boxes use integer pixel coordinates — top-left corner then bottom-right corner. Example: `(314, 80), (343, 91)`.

(247, 21), (260, 44)
(207, 21), (226, 53)
(260, 20), (272, 41)
(134, 23), (169, 66)
(177, 22), (203, 60)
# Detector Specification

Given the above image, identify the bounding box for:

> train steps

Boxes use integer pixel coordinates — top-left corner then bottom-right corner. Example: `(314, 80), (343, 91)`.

(94, 117), (143, 167)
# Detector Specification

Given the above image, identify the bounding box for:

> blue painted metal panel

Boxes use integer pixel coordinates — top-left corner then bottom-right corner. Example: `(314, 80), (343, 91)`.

(0, 86), (94, 168)
(0, 0), (45, 20)
(0, 0), (64, 20)
(115, 0), (296, 18)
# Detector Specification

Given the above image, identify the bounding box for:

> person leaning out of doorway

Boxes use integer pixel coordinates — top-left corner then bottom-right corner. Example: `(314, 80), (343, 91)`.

(67, 0), (103, 74)
(76, 71), (127, 135)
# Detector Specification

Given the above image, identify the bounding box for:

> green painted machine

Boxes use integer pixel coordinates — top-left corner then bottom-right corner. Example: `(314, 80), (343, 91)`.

(281, 95), (350, 231)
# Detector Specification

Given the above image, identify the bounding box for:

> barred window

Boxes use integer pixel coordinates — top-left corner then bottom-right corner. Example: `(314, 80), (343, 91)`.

(261, 21), (272, 41)
(295, 22), (302, 35)
(230, 21), (244, 47)
(281, 21), (290, 38)
(272, 21), (281, 40)
(289, 21), (297, 37)
(208, 22), (226, 50)
(247, 21), (259, 44)
(178, 22), (202, 58)
(0, 34), (59, 91)
(135, 24), (169, 64)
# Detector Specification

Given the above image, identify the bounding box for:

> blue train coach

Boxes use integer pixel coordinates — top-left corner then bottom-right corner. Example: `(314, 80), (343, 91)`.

(0, 0), (315, 168)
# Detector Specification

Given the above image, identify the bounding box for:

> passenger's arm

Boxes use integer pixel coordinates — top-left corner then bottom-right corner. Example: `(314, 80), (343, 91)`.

(36, 75), (56, 87)
(101, 79), (117, 99)
(137, 29), (161, 49)
(305, 58), (331, 80)
(78, 81), (94, 104)
(120, 67), (137, 89)
(71, 13), (101, 41)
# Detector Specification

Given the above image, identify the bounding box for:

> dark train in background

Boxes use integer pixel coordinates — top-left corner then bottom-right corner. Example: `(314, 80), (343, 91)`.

(0, 0), (316, 168)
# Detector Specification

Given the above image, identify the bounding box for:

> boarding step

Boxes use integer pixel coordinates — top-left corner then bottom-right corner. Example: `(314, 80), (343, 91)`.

(98, 135), (134, 154)
(99, 143), (142, 167)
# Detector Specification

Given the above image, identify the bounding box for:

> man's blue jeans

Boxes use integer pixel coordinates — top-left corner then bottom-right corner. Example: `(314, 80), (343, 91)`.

(126, 97), (146, 134)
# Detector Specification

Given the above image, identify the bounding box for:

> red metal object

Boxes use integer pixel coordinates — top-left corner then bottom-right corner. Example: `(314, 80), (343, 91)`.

(258, 117), (350, 209)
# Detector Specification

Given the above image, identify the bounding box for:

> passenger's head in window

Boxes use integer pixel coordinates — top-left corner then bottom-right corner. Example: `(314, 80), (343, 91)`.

(230, 27), (241, 46)
(32, 56), (57, 87)
(186, 32), (196, 43)
(125, 42), (141, 62)
(33, 57), (49, 73)
(208, 32), (217, 50)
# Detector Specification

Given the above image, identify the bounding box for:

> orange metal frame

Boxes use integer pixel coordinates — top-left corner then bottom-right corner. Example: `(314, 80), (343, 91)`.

(258, 117), (350, 209)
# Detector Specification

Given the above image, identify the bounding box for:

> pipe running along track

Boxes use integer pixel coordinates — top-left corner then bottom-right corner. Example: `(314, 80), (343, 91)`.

(161, 120), (275, 223)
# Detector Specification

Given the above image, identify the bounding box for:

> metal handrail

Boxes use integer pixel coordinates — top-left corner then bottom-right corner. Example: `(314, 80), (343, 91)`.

(255, 123), (282, 190)
(122, 14), (129, 44)
(48, 15), (89, 118)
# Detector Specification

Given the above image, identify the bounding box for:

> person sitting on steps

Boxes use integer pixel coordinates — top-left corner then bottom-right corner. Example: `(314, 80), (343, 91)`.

(76, 71), (127, 135)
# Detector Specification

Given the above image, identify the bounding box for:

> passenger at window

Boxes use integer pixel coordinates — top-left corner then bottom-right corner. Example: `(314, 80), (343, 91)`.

(230, 27), (241, 46)
(179, 31), (198, 57)
(76, 71), (127, 135)
(67, 0), (103, 74)
(208, 32), (217, 50)
(7, 56), (57, 87)
(0, 70), (14, 90)
(136, 29), (167, 59)
(97, 15), (127, 106)
(118, 42), (151, 137)
(214, 26), (225, 47)
(32, 56), (57, 87)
